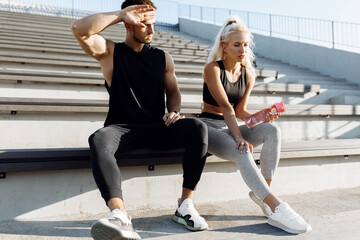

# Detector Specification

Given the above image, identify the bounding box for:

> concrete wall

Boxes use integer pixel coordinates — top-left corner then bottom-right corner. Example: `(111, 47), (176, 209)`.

(179, 18), (360, 86)
(1, 155), (359, 221)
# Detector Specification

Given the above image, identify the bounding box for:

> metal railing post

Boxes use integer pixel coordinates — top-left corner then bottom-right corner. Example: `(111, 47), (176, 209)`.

(189, 5), (191, 19)
(247, 11), (250, 27)
(214, 8), (216, 24)
(269, 14), (272, 37)
(178, 3), (180, 19)
(331, 21), (335, 49)
(297, 17), (300, 41)
(200, 6), (203, 22)
(72, 0), (74, 18)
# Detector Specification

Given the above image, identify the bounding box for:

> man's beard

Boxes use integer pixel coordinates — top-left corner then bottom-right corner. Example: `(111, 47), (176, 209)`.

(133, 32), (152, 44)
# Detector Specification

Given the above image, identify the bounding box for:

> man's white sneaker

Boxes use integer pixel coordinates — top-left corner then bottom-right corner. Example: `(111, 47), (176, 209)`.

(91, 209), (141, 240)
(267, 202), (312, 234)
(173, 198), (208, 231)
(249, 191), (272, 218)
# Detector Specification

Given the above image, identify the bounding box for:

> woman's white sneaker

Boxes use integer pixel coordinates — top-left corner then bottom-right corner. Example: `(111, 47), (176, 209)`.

(173, 198), (208, 231)
(249, 191), (272, 218)
(267, 202), (312, 234)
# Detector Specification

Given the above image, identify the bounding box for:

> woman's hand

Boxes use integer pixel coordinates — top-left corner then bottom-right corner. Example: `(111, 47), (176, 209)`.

(265, 112), (278, 123)
(235, 138), (253, 153)
(163, 111), (184, 127)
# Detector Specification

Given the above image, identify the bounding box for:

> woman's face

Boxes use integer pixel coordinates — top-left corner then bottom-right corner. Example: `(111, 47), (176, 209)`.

(222, 31), (249, 63)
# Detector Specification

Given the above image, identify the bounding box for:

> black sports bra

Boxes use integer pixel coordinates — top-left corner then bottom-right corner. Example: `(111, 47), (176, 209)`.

(203, 60), (247, 107)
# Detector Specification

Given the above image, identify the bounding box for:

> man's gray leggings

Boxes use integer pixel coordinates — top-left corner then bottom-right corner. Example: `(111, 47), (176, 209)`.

(200, 116), (281, 201)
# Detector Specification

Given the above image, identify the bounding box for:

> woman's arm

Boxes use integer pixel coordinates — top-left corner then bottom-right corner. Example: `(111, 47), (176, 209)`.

(234, 68), (255, 120)
(235, 69), (278, 123)
(204, 62), (253, 153)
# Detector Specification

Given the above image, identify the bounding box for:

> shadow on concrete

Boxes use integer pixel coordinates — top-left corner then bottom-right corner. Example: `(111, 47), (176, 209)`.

(0, 214), (287, 239)
(0, 219), (93, 238)
(211, 222), (293, 236)
(132, 214), (288, 238)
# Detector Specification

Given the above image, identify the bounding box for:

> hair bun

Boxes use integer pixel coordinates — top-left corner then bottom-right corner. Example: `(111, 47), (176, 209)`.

(227, 20), (237, 25)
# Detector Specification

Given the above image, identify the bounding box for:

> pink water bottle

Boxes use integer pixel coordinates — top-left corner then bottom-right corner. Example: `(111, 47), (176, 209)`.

(244, 102), (286, 128)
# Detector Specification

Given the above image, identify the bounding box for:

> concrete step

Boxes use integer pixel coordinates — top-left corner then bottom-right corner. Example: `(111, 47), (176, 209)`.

(0, 153), (359, 232)
(257, 61), (319, 72)
(0, 55), (276, 80)
(330, 95), (360, 105)
(0, 77), (323, 106)
(273, 78), (359, 90)
(0, 17), (184, 41)
(1, 104), (359, 149)
(277, 75), (348, 83)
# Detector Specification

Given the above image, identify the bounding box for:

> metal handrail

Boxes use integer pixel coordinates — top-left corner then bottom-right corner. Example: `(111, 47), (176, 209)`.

(1, 1), (359, 51)
(179, 4), (360, 51)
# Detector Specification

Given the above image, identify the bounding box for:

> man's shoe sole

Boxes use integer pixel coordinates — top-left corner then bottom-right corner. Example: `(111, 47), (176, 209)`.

(91, 219), (141, 240)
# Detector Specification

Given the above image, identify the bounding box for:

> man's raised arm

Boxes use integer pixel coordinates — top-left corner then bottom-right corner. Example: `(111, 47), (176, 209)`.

(71, 5), (155, 61)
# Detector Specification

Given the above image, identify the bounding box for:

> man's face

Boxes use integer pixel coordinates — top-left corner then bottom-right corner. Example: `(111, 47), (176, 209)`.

(132, 15), (155, 44)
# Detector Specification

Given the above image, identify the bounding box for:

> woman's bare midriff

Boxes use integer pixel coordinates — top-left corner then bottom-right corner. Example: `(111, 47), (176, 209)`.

(202, 102), (223, 116)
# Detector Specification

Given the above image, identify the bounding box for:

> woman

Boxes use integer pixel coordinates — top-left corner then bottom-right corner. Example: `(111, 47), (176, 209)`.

(200, 15), (311, 234)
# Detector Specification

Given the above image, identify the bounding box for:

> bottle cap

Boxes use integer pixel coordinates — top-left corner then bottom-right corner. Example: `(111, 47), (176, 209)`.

(274, 102), (286, 113)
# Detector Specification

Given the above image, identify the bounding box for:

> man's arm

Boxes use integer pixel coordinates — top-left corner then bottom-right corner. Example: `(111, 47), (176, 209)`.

(163, 51), (183, 126)
(70, 5), (155, 85)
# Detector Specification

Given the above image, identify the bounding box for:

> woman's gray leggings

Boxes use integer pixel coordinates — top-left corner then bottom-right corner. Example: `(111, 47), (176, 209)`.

(200, 116), (281, 201)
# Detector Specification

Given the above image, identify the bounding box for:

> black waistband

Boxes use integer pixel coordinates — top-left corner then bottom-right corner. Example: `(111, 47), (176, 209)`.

(199, 112), (225, 120)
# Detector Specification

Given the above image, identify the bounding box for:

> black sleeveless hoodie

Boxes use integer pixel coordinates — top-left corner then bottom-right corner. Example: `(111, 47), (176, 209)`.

(104, 42), (166, 126)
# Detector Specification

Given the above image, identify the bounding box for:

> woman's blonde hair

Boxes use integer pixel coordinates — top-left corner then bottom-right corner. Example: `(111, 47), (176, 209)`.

(207, 15), (255, 72)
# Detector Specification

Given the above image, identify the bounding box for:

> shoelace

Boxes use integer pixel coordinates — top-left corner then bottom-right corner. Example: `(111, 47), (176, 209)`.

(111, 217), (132, 227)
(184, 202), (204, 220)
(108, 211), (132, 227)
(277, 205), (299, 221)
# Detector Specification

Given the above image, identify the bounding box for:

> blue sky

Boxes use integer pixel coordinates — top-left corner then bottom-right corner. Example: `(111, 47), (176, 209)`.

(177, 0), (360, 24)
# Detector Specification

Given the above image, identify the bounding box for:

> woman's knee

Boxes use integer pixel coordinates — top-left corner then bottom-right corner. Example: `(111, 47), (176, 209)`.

(264, 123), (281, 141)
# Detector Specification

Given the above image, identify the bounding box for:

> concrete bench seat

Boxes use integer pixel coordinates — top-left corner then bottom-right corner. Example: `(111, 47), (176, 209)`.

(0, 28), (185, 47)
(0, 97), (200, 114)
(0, 16), (206, 47)
(0, 147), (186, 174)
(275, 78), (359, 90)
(1, 138), (359, 175)
(0, 71), (318, 105)
(0, 14), (186, 44)
(0, 68), (284, 90)
(0, 39), (209, 58)
(0, 35), (206, 55)
(1, 97), (359, 116)
(0, 14), (182, 38)
(178, 81), (320, 95)
(0, 33), (207, 50)
(0, 51), (278, 79)
(0, 40), (208, 63)
(0, 69), (104, 85)
(0, 11), (185, 39)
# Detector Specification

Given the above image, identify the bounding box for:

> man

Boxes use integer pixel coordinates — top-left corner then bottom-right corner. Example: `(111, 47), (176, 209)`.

(71, 0), (209, 239)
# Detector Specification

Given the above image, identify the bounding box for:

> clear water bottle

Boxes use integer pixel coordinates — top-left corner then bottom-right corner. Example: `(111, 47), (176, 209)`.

(244, 102), (286, 128)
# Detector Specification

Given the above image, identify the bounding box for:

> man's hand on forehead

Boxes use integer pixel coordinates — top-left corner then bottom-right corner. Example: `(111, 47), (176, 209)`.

(141, 17), (156, 26)
(122, 4), (156, 27)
